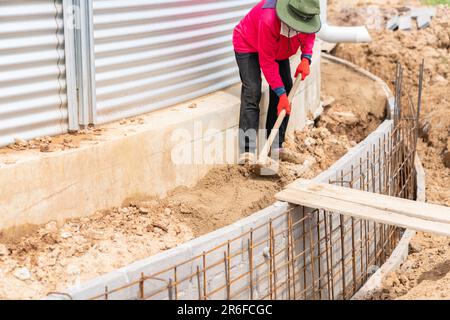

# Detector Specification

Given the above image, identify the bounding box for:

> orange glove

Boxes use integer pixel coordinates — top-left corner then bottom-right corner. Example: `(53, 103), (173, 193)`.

(295, 58), (310, 80)
(277, 94), (291, 116)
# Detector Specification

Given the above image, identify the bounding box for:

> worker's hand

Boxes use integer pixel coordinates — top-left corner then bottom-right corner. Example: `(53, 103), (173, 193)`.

(295, 58), (310, 80)
(277, 94), (291, 116)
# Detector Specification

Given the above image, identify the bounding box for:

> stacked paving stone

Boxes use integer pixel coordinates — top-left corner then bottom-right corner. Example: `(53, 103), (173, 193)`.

(387, 7), (436, 31)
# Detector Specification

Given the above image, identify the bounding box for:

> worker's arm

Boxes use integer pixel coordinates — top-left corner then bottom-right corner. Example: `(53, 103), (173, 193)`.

(299, 32), (316, 64)
(257, 16), (285, 97)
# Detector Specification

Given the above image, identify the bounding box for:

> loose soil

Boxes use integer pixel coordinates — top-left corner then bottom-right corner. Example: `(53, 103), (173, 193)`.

(0, 61), (386, 299)
(318, 59), (386, 142)
(328, 0), (450, 299)
(0, 118), (146, 167)
(0, 130), (98, 156)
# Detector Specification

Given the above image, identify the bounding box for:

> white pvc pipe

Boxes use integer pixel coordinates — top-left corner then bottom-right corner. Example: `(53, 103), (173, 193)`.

(318, 23), (372, 43)
(317, 0), (371, 43)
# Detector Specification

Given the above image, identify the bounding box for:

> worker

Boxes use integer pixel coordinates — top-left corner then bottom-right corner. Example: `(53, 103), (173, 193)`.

(233, 0), (321, 164)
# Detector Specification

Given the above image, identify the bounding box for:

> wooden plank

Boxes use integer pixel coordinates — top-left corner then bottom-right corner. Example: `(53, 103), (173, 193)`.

(287, 179), (450, 225)
(276, 188), (450, 237)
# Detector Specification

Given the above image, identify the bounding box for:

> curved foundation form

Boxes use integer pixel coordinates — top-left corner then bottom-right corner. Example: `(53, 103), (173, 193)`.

(45, 55), (420, 301)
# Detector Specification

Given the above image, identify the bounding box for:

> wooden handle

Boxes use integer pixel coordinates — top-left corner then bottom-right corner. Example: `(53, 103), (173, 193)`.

(288, 75), (302, 102)
(258, 109), (286, 163)
(258, 76), (302, 164)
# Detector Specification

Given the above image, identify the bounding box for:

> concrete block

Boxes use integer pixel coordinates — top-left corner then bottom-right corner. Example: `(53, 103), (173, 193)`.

(410, 7), (436, 18)
(417, 15), (431, 29)
(386, 15), (399, 30)
(398, 16), (412, 31)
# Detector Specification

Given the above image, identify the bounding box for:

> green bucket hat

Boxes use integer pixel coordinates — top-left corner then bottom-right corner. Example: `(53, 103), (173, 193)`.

(276, 0), (321, 34)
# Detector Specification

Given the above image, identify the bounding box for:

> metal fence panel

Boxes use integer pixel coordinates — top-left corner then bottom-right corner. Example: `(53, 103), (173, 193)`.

(93, 0), (259, 124)
(0, 0), (68, 147)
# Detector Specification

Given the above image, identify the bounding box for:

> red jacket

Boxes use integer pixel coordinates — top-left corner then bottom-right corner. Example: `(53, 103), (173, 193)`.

(233, 0), (316, 93)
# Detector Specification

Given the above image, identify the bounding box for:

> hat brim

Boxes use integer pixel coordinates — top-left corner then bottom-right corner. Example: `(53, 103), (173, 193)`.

(276, 0), (321, 34)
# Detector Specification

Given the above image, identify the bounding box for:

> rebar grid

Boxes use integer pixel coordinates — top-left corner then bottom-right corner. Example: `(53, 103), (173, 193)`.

(89, 63), (423, 301)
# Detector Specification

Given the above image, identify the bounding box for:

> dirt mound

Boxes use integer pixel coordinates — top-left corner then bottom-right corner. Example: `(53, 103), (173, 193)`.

(285, 127), (354, 170)
(334, 4), (450, 205)
(331, 2), (450, 300)
(334, 5), (450, 179)
(1, 130), (101, 155)
(319, 59), (387, 143)
(327, 0), (417, 28)
(160, 165), (281, 237)
(369, 232), (450, 300)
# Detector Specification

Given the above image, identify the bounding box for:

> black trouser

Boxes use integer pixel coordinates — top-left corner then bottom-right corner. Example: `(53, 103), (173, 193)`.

(235, 52), (293, 154)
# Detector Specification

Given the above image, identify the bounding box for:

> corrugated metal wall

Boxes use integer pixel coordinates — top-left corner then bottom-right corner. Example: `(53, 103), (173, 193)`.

(0, 0), (68, 147)
(0, 0), (264, 144)
(93, 0), (259, 124)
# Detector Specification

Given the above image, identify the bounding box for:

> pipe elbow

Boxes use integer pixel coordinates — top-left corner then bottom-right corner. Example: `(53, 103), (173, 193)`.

(318, 23), (372, 43)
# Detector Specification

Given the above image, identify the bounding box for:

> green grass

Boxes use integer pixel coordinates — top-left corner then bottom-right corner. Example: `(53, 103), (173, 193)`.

(421, 0), (450, 5)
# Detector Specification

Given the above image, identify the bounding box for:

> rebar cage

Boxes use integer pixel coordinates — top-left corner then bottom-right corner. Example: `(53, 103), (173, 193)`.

(88, 63), (423, 301)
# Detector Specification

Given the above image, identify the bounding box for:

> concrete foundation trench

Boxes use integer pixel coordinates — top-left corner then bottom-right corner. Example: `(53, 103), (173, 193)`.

(0, 55), (422, 300)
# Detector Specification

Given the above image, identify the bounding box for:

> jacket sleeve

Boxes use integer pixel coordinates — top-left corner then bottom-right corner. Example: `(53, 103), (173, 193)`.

(300, 33), (316, 64)
(257, 18), (285, 96)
